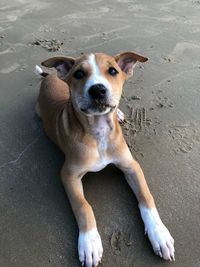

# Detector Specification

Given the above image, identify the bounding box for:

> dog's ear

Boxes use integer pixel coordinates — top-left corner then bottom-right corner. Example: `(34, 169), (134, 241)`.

(115, 52), (148, 78)
(41, 56), (75, 79)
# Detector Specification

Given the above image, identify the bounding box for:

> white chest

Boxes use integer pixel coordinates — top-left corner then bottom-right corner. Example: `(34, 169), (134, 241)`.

(91, 116), (110, 151)
(89, 116), (112, 172)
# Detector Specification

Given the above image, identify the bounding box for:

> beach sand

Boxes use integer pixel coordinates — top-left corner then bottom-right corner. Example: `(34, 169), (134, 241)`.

(0, 1), (200, 266)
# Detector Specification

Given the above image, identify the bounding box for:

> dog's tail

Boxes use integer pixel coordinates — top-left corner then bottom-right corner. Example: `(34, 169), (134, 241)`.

(34, 65), (48, 77)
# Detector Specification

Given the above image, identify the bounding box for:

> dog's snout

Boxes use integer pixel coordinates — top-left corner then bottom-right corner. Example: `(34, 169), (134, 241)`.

(88, 84), (107, 100)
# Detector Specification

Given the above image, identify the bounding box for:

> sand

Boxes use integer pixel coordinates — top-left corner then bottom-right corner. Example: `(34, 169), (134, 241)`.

(0, 0), (200, 266)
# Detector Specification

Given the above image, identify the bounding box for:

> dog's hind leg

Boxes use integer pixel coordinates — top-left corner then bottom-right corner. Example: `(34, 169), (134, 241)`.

(117, 108), (125, 123)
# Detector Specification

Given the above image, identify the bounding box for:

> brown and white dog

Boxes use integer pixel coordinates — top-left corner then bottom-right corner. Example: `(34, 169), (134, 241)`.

(35, 51), (175, 267)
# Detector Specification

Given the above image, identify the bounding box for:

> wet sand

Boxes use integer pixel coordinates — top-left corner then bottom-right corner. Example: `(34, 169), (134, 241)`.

(0, 0), (200, 266)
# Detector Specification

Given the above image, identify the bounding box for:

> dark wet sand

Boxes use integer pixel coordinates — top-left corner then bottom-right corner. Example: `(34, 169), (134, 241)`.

(0, 0), (200, 266)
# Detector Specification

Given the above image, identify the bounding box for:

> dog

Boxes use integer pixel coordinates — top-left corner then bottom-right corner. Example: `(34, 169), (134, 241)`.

(35, 51), (175, 267)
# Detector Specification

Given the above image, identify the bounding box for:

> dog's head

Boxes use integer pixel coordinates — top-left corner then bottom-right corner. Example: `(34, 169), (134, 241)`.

(41, 52), (148, 115)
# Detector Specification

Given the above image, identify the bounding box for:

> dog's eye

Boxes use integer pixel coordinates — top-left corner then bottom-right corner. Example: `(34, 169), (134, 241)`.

(108, 67), (118, 76)
(73, 69), (85, 79)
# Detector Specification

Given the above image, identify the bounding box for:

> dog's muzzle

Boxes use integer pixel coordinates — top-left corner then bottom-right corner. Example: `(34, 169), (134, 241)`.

(80, 84), (116, 114)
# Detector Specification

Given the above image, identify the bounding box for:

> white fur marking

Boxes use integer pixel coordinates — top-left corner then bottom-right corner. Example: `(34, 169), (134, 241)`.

(85, 54), (111, 93)
(78, 228), (103, 267)
(89, 116), (112, 172)
(34, 65), (43, 75)
(92, 116), (109, 149)
(140, 206), (175, 261)
(90, 157), (111, 172)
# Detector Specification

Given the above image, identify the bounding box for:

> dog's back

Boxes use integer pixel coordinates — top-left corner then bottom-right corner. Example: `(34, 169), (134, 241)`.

(37, 73), (69, 144)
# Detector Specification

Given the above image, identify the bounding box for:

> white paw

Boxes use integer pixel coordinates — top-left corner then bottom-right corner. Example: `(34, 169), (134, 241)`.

(147, 221), (175, 261)
(117, 108), (125, 123)
(78, 228), (103, 267)
(140, 206), (175, 261)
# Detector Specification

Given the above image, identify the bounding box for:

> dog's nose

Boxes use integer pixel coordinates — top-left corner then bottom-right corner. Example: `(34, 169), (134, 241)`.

(88, 84), (107, 100)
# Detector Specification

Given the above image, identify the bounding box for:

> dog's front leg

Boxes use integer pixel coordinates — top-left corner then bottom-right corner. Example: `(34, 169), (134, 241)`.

(115, 141), (175, 261)
(61, 163), (103, 267)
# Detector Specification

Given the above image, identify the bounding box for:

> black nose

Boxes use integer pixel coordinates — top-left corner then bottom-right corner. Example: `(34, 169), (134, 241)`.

(88, 84), (107, 100)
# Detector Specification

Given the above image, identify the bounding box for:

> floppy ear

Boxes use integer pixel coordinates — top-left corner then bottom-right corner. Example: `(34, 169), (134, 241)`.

(115, 51), (148, 78)
(41, 56), (75, 79)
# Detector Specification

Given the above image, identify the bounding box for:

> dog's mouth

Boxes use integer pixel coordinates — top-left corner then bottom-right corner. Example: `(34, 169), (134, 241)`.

(80, 101), (116, 115)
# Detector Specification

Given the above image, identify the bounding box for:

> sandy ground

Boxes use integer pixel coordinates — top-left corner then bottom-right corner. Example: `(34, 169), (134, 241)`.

(0, 0), (200, 266)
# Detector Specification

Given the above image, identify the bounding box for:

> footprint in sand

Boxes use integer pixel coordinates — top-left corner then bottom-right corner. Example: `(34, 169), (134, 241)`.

(168, 125), (199, 154)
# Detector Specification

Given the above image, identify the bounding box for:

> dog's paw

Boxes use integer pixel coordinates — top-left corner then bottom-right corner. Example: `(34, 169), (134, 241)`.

(147, 221), (175, 261)
(78, 228), (103, 267)
(117, 108), (125, 123)
(140, 206), (175, 261)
